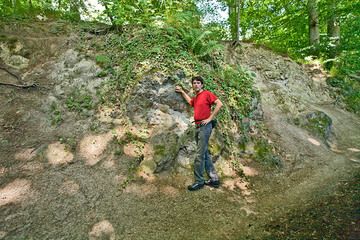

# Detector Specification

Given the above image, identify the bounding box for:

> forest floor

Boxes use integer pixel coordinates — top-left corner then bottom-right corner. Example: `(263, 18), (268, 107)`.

(0, 21), (359, 239)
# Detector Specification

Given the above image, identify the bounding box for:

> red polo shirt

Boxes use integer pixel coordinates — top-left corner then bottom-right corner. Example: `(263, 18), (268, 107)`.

(190, 90), (218, 123)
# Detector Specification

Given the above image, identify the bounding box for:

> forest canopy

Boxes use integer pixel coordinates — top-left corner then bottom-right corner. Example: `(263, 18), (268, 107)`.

(0, 0), (359, 112)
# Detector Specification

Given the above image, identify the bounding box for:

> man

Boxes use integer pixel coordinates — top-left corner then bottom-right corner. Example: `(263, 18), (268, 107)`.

(175, 76), (223, 191)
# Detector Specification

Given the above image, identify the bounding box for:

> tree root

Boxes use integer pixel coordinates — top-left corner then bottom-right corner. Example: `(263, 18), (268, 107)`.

(0, 65), (21, 80)
(0, 82), (38, 89)
(0, 65), (38, 89)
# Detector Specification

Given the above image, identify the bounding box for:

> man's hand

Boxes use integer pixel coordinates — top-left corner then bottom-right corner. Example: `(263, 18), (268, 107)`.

(176, 85), (192, 105)
(202, 99), (222, 125)
(175, 85), (184, 93)
(201, 117), (212, 125)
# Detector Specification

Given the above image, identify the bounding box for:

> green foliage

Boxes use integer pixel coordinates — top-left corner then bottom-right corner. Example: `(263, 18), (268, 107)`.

(254, 139), (282, 168)
(96, 24), (196, 105)
(95, 54), (111, 67)
(50, 102), (63, 126)
(171, 26), (224, 61)
(0, 0), (86, 21)
(199, 66), (255, 123)
(65, 90), (94, 113)
(59, 136), (77, 151)
(219, 0), (359, 113)
(295, 111), (333, 141)
(96, 0), (197, 27)
(327, 76), (360, 113)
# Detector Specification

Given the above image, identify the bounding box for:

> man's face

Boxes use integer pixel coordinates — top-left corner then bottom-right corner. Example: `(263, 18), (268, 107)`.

(192, 80), (203, 92)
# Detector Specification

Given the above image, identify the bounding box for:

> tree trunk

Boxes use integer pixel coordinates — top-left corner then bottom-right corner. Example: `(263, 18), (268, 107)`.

(228, 0), (235, 40)
(235, 0), (240, 42)
(58, 0), (62, 10)
(11, 0), (16, 8)
(228, 0), (232, 20)
(327, 0), (340, 59)
(308, 0), (320, 55)
(69, 0), (81, 21)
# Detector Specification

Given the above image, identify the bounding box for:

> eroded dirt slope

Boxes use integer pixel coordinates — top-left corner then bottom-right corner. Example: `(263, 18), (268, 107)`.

(226, 43), (360, 238)
(0, 21), (359, 240)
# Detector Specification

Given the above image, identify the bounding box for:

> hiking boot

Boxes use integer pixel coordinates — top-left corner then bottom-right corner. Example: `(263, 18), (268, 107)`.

(187, 182), (204, 191)
(204, 179), (220, 188)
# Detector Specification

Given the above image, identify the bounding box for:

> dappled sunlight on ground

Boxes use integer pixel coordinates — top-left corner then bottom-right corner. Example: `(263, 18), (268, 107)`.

(0, 167), (7, 176)
(0, 22), (358, 240)
(307, 137), (321, 146)
(218, 159), (237, 177)
(89, 220), (115, 240)
(143, 143), (155, 163)
(46, 142), (74, 165)
(0, 179), (32, 206)
(111, 126), (126, 140)
(123, 142), (143, 157)
(79, 133), (112, 166)
(242, 166), (259, 177)
(348, 148), (360, 152)
(138, 165), (156, 182)
(0, 231), (7, 239)
(97, 106), (122, 125)
(223, 178), (252, 196)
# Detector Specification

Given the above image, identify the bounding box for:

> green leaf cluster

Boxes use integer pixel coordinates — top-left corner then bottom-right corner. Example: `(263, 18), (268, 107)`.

(0, 0), (86, 21)
(220, 0), (359, 113)
(65, 89), (94, 113)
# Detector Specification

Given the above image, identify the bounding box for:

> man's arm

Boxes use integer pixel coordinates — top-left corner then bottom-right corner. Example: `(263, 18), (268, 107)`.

(175, 85), (192, 105)
(201, 99), (223, 125)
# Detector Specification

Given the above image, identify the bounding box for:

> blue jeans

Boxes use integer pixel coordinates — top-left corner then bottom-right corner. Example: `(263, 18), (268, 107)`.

(194, 122), (219, 184)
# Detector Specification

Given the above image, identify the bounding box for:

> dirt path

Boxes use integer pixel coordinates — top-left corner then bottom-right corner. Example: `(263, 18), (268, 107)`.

(228, 43), (360, 238)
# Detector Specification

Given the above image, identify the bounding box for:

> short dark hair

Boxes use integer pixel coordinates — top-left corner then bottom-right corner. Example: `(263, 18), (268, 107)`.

(191, 76), (204, 85)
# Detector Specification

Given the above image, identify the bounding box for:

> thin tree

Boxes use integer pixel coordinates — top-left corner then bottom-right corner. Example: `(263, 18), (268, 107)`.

(307, 0), (320, 56)
(226, 0), (241, 46)
(327, 0), (340, 60)
(235, 0), (240, 43)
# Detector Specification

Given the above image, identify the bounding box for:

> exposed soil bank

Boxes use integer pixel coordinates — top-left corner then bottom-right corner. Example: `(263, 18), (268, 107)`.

(0, 21), (359, 239)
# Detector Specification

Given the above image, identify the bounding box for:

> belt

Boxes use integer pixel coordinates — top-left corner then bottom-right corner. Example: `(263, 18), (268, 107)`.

(194, 120), (203, 128)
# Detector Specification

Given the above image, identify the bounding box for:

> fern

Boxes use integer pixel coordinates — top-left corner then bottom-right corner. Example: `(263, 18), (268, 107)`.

(197, 40), (223, 58)
(190, 30), (211, 52)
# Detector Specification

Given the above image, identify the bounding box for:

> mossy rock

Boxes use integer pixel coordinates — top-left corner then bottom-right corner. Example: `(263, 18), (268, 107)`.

(254, 139), (282, 168)
(0, 35), (18, 50)
(150, 132), (180, 173)
(295, 111), (333, 141)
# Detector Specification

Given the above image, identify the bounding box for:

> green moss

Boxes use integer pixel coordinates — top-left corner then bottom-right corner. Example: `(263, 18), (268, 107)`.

(153, 144), (166, 157)
(209, 142), (221, 156)
(297, 111), (333, 141)
(59, 136), (77, 151)
(254, 139), (282, 168)
(0, 35), (18, 50)
(50, 102), (63, 126)
(327, 76), (360, 114)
